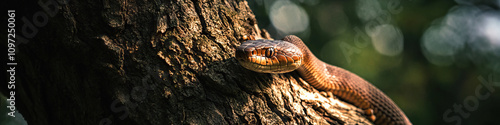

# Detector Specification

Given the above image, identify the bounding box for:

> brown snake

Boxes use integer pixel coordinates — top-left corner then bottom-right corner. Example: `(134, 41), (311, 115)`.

(235, 35), (411, 125)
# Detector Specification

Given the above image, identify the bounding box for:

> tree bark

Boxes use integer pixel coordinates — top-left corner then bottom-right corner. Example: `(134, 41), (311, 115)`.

(8, 0), (371, 124)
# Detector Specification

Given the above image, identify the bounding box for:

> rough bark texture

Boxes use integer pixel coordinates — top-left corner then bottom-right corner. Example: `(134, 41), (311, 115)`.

(9, 0), (371, 124)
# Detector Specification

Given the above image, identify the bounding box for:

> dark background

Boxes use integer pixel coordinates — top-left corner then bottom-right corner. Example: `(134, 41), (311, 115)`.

(248, 0), (500, 125)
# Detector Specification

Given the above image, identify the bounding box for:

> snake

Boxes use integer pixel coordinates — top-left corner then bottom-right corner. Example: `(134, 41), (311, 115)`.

(235, 35), (411, 125)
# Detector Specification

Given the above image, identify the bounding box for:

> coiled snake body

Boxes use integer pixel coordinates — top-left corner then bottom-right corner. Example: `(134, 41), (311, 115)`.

(235, 35), (411, 125)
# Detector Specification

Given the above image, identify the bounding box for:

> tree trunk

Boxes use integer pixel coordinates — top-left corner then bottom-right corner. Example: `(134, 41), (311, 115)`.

(7, 0), (371, 124)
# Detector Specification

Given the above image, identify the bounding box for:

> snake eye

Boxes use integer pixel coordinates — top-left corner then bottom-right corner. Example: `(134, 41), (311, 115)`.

(266, 48), (274, 57)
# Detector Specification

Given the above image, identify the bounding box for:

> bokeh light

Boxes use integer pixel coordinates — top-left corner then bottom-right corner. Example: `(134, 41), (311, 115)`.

(369, 24), (404, 56)
(269, 1), (309, 34)
(475, 11), (500, 54)
(356, 0), (383, 22)
(421, 5), (500, 68)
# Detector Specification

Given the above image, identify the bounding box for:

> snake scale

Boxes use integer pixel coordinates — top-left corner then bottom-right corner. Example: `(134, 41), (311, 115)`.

(235, 35), (411, 125)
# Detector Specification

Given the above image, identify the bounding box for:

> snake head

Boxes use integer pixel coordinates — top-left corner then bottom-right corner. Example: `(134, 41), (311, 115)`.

(236, 39), (303, 73)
